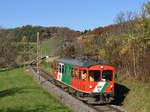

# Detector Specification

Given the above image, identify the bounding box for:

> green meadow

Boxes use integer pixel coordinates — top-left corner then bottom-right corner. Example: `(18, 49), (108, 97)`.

(40, 38), (60, 56)
(0, 68), (72, 112)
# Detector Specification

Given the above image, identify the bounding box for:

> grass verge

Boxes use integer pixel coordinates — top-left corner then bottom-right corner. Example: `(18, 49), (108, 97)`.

(0, 68), (72, 112)
(40, 61), (53, 75)
(116, 75), (150, 112)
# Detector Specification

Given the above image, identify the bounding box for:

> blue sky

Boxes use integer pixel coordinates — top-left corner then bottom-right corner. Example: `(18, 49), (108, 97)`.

(0, 0), (145, 31)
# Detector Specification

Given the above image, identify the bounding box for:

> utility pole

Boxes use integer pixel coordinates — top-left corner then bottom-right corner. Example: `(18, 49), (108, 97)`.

(37, 32), (40, 80)
(23, 41), (26, 68)
(21, 36), (27, 68)
(28, 41), (31, 62)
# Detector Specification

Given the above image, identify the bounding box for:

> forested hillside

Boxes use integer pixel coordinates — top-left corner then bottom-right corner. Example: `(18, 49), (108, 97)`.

(0, 26), (78, 69)
(0, 1), (150, 82)
(1, 25), (77, 42)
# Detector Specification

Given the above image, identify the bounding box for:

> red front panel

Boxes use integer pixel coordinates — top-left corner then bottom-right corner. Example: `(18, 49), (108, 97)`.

(84, 64), (115, 93)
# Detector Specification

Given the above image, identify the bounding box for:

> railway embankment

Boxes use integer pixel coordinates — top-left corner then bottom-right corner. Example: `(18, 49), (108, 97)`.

(115, 75), (150, 112)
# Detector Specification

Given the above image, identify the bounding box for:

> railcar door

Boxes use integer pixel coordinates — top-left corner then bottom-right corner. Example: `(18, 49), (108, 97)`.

(78, 68), (87, 91)
(62, 64), (72, 86)
(71, 67), (79, 89)
(57, 63), (64, 81)
(66, 65), (73, 85)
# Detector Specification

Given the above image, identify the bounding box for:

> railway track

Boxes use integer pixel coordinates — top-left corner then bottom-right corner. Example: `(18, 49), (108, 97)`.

(29, 66), (129, 112)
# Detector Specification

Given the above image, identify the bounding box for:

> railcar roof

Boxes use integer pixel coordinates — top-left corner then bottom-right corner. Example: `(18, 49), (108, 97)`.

(54, 57), (113, 68)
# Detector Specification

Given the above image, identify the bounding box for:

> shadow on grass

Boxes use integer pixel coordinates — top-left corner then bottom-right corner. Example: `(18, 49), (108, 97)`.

(111, 83), (130, 106)
(0, 105), (71, 112)
(0, 88), (72, 112)
(0, 68), (14, 73)
(0, 105), (48, 112)
(0, 87), (39, 98)
(0, 64), (29, 73)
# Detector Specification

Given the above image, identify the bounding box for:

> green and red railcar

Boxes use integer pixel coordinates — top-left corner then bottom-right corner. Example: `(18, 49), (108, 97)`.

(53, 57), (115, 103)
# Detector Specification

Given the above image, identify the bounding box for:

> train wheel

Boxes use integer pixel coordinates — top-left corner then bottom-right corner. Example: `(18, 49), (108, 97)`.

(106, 97), (110, 104)
(102, 94), (107, 104)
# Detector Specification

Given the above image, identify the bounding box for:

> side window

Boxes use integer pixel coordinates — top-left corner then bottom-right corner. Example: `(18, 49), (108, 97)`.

(102, 70), (113, 81)
(79, 70), (82, 79)
(79, 70), (87, 80)
(57, 64), (61, 73)
(65, 66), (67, 75)
(69, 67), (72, 76)
(75, 68), (78, 79)
(59, 65), (61, 73)
(71, 68), (74, 77)
(82, 70), (87, 81)
(62, 65), (64, 74)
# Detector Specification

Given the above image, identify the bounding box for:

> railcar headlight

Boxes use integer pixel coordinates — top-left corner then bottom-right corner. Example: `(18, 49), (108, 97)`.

(110, 85), (113, 89)
(89, 85), (92, 89)
(100, 66), (104, 69)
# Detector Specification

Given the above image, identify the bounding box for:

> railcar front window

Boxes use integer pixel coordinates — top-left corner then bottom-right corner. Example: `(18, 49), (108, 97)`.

(102, 70), (113, 81)
(89, 70), (101, 82)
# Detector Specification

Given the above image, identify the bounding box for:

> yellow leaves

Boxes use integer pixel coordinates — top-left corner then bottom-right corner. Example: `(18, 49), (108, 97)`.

(128, 34), (140, 46)
(147, 40), (150, 47)
(127, 37), (133, 43)
(21, 36), (27, 42)
(119, 45), (130, 56)
(83, 41), (97, 55)
(105, 36), (115, 47)
(98, 49), (106, 59)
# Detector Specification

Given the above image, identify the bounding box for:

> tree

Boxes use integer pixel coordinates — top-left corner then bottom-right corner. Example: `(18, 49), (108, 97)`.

(0, 30), (17, 69)
(140, 1), (150, 46)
